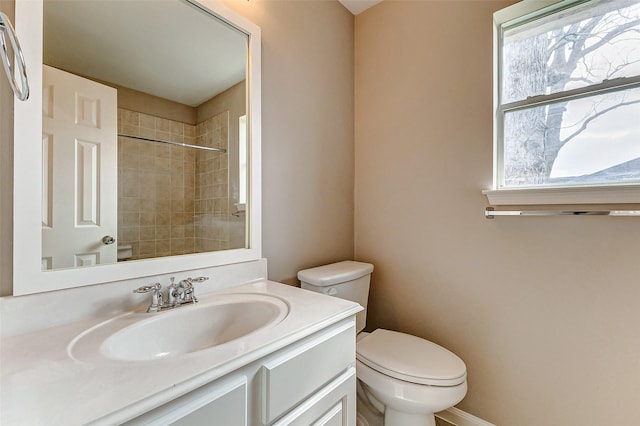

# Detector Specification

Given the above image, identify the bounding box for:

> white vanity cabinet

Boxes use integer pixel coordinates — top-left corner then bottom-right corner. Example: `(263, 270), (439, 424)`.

(123, 319), (356, 426)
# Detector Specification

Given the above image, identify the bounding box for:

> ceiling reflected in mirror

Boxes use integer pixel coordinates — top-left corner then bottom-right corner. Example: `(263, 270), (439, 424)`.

(44, 0), (246, 106)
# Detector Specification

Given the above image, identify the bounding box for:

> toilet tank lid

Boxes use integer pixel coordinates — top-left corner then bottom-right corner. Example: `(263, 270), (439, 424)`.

(298, 261), (374, 286)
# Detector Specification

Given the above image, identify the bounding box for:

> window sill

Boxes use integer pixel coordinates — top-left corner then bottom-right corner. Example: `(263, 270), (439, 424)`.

(482, 185), (640, 206)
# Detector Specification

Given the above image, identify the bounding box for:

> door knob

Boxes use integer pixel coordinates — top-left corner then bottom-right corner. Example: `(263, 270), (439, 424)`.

(102, 235), (116, 245)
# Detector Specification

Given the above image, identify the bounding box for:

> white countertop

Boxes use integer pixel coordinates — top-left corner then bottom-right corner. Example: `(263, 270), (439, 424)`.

(0, 280), (361, 425)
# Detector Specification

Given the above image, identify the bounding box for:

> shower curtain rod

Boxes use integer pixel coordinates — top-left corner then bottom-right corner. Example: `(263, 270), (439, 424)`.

(118, 133), (227, 153)
(485, 207), (640, 219)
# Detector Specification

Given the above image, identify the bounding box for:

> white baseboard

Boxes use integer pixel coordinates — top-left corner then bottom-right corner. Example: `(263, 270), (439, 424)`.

(435, 407), (496, 426)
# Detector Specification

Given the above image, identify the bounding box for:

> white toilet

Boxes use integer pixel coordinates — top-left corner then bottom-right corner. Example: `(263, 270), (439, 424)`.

(298, 261), (467, 426)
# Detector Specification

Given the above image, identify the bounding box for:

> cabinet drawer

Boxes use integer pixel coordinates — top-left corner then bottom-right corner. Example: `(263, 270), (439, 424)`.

(261, 322), (355, 424)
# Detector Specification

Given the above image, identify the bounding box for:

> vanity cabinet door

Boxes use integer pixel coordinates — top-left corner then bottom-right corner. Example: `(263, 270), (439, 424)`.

(272, 368), (356, 426)
(123, 376), (247, 426)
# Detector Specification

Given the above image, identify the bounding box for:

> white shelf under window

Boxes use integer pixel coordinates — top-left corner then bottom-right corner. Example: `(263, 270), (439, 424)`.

(482, 185), (640, 206)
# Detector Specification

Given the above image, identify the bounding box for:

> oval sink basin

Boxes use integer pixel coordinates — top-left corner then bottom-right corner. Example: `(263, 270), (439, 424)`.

(69, 293), (289, 362)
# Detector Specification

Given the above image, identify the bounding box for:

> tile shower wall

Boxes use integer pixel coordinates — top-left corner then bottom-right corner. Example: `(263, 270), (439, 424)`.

(117, 109), (229, 260)
(195, 111), (230, 252)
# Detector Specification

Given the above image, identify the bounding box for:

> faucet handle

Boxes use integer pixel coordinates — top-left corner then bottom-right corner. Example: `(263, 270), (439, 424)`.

(132, 282), (163, 313)
(132, 282), (161, 293)
(181, 276), (208, 303)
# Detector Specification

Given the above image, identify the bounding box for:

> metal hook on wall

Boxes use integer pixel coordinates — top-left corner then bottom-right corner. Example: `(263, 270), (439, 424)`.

(0, 11), (29, 101)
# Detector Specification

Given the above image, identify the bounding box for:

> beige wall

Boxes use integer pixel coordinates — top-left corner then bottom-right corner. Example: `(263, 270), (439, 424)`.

(223, 0), (355, 285)
(116, 84), (197, 125)
(354, 1), (640, 425)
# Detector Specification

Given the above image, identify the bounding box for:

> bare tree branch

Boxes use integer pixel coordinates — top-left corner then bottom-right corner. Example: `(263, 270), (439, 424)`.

(560, 98), (640, 145)
(568, 76), (596, 85)
(547, 22), (588, 54)
(605, 58), (640, 79)
(578, 18), (640, 59)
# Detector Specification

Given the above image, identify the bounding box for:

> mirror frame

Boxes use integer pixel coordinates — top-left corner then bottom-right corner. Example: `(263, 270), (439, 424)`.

(13, 0), (261, 296)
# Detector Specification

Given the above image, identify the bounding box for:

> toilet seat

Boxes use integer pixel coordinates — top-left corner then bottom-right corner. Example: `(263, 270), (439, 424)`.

(356, 329), (466, 387)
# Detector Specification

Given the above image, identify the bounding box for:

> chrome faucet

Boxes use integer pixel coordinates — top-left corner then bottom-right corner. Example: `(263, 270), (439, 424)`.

(133, 276), (209, 313)
(167, 276), (180, 307)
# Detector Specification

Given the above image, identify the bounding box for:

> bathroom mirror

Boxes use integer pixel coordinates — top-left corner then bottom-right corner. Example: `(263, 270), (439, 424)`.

(13, 0), (261, 295)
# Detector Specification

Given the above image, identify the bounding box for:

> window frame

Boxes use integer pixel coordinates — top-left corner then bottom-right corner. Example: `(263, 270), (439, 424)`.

(484, 0), (640, 205)
(238, 114), (247, 207)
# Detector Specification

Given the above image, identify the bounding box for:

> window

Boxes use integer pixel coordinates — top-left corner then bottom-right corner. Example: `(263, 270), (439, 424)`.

(489, 0), (640, 204)
(238, 114), (247, 206)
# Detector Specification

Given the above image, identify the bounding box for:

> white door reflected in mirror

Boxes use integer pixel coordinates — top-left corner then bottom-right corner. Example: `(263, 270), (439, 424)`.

(41, 65), (118, 270)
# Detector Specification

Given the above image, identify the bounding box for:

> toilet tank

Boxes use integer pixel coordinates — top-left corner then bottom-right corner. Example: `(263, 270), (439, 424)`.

(297, 261), (374, 333)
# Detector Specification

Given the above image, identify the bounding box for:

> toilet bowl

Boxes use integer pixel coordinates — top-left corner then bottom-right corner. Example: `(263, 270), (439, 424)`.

(356, 329), (467, 426)
(298, 261), (467, 426)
